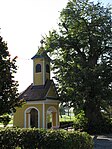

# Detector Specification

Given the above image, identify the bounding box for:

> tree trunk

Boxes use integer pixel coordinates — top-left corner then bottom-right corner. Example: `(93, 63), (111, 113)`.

(84, 100), (103, 132)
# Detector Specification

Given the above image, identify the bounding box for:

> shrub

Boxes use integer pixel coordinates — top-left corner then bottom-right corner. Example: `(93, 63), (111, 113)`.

(16, 128), (47, 149)
(0, 128), (18, 149)
(42, 130), (69, 149)
(68, 131), (93, 149)
(42, 130), (93, 149)
(73, 110), (88, 131)
(0, 128), (93, 149)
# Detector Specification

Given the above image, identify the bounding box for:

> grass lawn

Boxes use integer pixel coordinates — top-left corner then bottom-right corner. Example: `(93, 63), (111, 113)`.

(60, 115), (76, 122)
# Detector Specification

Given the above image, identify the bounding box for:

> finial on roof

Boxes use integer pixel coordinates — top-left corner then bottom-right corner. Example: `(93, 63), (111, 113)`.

(40, 39), (44, 47)
(36, 40), (44, 55)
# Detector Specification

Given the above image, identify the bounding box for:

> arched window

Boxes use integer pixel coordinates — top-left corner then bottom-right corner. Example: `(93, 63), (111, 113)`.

(46, 64), (50, 73)
(36, 64), (41, 73)
(30, 108), (38, 128)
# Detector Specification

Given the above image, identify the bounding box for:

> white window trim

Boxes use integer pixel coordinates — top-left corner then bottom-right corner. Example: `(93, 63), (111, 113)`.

(24, 106), (40, 128)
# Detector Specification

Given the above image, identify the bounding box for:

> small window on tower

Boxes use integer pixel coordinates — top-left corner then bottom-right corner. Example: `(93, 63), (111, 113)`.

(46, 64), (50, 73)
(36, 64), (41, 73)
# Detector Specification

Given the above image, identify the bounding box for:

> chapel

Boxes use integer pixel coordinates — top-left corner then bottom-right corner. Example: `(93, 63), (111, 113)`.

(13, 41), (60, 128)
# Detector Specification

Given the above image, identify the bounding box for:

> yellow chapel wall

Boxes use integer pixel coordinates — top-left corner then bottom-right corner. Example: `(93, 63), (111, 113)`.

(13, 103), (43, 128)
(13, 105), (25, 128)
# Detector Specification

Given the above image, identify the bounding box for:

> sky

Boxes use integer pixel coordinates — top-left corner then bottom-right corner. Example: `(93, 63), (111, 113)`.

(0, 0), (111, 92)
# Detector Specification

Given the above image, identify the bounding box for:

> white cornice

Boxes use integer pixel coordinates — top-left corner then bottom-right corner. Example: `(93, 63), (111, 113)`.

(26, 100), (60, 105)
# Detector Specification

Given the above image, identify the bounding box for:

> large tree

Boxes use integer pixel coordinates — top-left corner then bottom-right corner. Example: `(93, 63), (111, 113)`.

(0, 35), (21, 121)
(44, 0), (112, 131)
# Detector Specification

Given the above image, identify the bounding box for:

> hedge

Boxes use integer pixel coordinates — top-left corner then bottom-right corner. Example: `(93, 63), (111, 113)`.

(47, 121), (74, 129)
(0, 128), (93, 149)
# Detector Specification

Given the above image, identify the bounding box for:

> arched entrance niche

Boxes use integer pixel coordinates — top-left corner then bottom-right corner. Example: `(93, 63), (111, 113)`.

(46, 106), (58, 129)
(24, 107), (40, 128)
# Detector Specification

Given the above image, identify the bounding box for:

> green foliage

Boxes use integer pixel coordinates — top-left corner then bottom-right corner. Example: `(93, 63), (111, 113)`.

(0, 114), (11, 127)
(59, 104), (65, 115)
(17, 128), (46, 149)
(42, 130), (69, 149)
(73, 111), (88, 131)
(0, 128), (18, 149)
(44, 0), (112, 133)
(0, 128), (93, 149)
(0, 35), (22, 124)
(68, 131), (93, 149)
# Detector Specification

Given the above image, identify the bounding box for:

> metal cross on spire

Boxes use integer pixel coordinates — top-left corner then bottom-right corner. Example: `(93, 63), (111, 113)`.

(40, 39), (44, 47)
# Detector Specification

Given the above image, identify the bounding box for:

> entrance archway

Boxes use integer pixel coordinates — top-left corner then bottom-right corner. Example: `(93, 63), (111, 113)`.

(46, 106), (58, 129)
(24, 107), (40, 128)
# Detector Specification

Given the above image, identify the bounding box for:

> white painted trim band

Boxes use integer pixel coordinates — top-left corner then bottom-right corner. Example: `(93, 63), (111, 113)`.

(43, 103), (45, 128)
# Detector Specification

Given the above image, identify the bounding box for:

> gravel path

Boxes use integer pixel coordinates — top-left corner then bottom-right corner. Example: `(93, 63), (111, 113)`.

(94, 135), (112, 149)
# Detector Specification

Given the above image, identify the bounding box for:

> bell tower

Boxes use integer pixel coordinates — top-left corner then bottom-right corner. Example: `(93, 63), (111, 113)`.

(31, 40), (50, 86)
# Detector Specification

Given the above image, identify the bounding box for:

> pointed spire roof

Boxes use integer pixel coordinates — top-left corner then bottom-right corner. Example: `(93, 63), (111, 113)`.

(31, 40), (50, 60)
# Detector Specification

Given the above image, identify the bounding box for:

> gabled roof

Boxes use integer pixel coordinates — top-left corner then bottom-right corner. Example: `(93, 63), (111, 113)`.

(19, 80), (58, 101)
